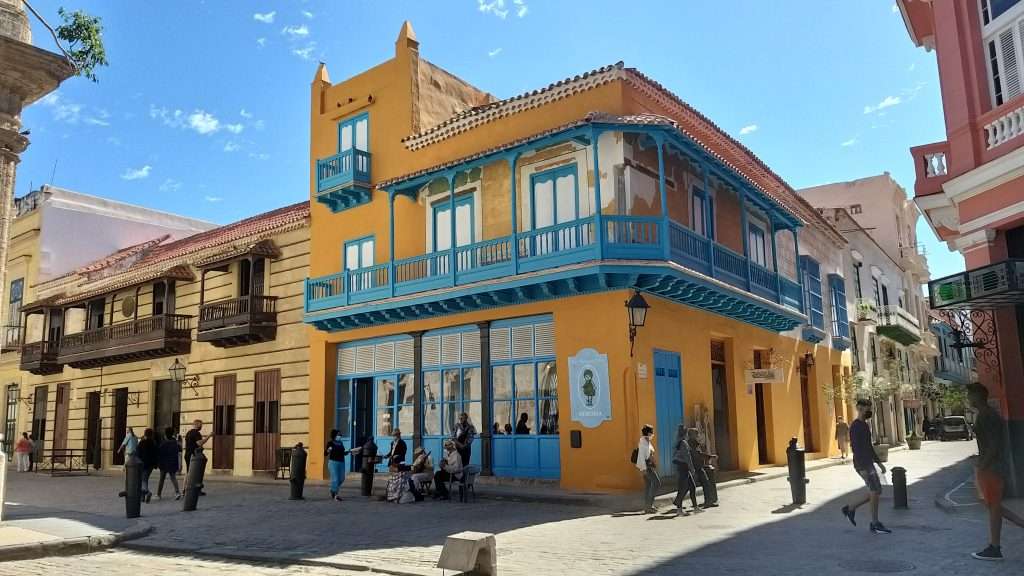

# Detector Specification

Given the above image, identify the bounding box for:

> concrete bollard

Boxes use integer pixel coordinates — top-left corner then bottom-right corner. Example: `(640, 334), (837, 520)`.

(289, 443), (307, 501)
(437, 531), (496, 576)
(182, 447), (207, 512)
(892, 466), (908, 509)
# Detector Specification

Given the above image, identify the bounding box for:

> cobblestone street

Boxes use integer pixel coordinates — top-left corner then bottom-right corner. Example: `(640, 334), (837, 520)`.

(2, 440), (1020, 575)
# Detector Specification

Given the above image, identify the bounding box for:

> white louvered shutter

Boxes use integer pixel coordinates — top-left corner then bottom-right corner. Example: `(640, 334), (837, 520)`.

(355, 345), (374, 374)
(511, 325), (534, 359)
(441, 333), (462, 365)
(1000, 26), (1021, 101)
(462, 330), (481, 364)
(395, 339), (414, 371)
(423, 336), (441, 367)
(374, 342), (395, 373)
(338, 347), (357, 376)
(534, 322), (555, 356)
(490, 328), (510, 361)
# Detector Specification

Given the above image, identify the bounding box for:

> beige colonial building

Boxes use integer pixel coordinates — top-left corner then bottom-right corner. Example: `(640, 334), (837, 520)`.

(6, 198), (310, 476)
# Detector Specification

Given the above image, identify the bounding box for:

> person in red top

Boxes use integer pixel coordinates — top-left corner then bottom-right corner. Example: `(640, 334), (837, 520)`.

(14, 432), (32, 472)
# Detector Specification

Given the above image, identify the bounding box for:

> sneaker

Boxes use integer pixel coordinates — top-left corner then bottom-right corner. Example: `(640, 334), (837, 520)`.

(174, 493), (182, 501)
(972, 546), (1003, 561)
(691, 506), (705, 514)
(870, 522), (892, 534)
(702, 502), (720, 508)
(644, 507), (658, 514)
(676, 507), (689, 516)
(334, 495), (343, 502)
(841, 505), (857, 526)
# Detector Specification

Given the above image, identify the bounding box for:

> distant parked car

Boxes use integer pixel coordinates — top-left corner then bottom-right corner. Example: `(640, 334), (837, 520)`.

(940, 416), (973, 441)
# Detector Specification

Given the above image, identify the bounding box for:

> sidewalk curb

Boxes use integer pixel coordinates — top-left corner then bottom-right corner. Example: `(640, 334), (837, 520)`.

(121, 539), (436, 576)
(0, 521), (153, 562)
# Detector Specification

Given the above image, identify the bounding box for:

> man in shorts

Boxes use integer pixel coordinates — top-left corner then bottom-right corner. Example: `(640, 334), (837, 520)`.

(968, 383), (1024, 561)
(841, 398), (891, 534)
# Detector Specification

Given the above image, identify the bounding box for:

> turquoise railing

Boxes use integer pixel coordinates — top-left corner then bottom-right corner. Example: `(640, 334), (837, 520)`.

(307, 214), (806, 315)
(316, 149), (371, 193)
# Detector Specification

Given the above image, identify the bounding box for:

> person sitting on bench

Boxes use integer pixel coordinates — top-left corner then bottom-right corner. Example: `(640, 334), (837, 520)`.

(432, 440), (463, 500)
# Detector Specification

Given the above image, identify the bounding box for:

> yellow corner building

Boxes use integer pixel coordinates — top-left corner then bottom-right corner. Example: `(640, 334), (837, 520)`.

(300, 23), (855, 491)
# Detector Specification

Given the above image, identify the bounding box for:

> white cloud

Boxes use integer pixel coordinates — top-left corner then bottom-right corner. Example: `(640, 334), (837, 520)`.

(302, 10), (314, 19)
(478, 0), (509, 19)
(187, 111), (220, 135)
(514, 0), (528, 18)
(282, 24), (309, 38)
(863, 95), (902, 114)
(239, 109), (254, 119)
(83, 116), (109, 127)
(223, 141), (240, 152)
(252, 119), (265, 130)
(39, 92), (83, 124)
(891, 3), (899, 14)
(121, 165), (152, 181)
(249, 152), (270, 161)
(253, 11), (276, 24)
(908, 62), (916, 72)
(292, 43), (316, 60)
(158, 178), (182, 192)
(105, 136), (122, 146)
(841, 138), (858, 147)
(204, 195), (224, 203)
(739, 124), (758, 135)
(256, 37), (267, 48)
(150, 105), (185, 128)
(225, 123), (244, 134)
(488, 47), (503, 57)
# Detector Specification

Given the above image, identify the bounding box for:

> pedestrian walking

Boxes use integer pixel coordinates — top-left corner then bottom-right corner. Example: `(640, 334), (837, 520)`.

(687, 427), (718, 508)
(14, 432), (31, 472)
(836, 417), (850, 461)
(967, 383), (1024, 561)
(183, 420), (210, 473)
(634, 424), (659, 514)
(27, 433), (36, 472)
(325, 429), (349, 501)
(671, 424), (699, 516)
(841, 399), (891, 534)
(157, 427), (182, 500)
(116, 427), (138, 459)
(452, 412), (477, 467)
(136, 428), (158, 503)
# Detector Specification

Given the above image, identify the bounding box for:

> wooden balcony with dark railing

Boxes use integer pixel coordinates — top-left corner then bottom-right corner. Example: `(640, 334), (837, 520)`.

(57, 314), (192, 369)
(197, 294), (278, 347)
(20, 340), (62, 375)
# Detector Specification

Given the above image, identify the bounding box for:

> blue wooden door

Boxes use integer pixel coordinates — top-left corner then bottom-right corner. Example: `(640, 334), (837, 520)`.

(653, 350), (683, 472)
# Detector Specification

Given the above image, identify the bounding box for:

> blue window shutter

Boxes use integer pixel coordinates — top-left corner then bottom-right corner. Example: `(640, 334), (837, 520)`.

(829, 274), (849, 339)
(800, 256), (823, 329)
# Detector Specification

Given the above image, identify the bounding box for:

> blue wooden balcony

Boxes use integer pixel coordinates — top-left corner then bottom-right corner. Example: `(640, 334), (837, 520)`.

(306, 214), (806, 332)
(315, 149), (372, 212)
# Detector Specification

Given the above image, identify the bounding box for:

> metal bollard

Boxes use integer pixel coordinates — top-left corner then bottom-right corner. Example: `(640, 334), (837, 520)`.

(289, 443), (307, 500)
(124, 454), (142, 519)
(786, 437), (808, 505)
(182, 447), (207, 512)
(892, 466), (908, 509)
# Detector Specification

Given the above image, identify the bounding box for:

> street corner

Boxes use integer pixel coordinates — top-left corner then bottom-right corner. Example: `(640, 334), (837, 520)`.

(934, 473), (983, 514)
(0, 514), (152, 562)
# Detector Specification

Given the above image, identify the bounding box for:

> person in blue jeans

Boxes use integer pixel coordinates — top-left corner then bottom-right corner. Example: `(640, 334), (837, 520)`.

(325, 429), (349, 501)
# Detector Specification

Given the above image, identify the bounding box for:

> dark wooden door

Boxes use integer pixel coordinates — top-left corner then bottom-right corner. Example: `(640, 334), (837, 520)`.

(252, 369), (280, 471)
(112, 388), (128, 465)
(52, 383), (70, 452)
(86, 392), (101, 468)
(31, 385), (47, 461)
(753, 351), (770, 465)
(213, 374), (236, 470)
(799, 359), (815, 452)
(153, 379), (181, 437)
(711, 362), (733, 471)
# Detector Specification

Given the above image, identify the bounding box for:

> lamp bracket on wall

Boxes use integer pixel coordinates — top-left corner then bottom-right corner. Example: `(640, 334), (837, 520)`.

(101, 388), (144, 408)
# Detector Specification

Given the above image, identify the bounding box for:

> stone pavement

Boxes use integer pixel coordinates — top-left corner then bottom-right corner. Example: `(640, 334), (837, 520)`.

(0, 500), (149, 560)
(0, 549), (367, 575)
(4, 440), (1020, 575)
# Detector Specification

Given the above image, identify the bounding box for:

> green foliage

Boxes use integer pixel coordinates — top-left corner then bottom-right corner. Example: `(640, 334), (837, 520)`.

(56, 8), (108, 82)
(939, 382), (967, 413)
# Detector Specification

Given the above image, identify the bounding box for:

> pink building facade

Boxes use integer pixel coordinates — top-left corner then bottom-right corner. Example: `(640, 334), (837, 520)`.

(900, 0), (1024, 493)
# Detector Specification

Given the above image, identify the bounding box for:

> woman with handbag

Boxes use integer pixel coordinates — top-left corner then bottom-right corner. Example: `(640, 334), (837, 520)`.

(635, 424), (659, 514)
(672, 424), (700, 516)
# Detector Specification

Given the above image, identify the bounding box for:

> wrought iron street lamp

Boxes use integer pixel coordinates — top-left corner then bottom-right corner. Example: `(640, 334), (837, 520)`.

(169, 358), (201, 397)
(625, 290), (650, 357)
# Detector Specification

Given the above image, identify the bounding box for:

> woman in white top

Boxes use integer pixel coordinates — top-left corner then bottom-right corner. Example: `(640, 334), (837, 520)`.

(636, 424), (658, 513)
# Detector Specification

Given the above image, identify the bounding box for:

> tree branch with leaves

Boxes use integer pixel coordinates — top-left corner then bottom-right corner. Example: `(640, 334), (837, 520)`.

(22, 2), (108, 82)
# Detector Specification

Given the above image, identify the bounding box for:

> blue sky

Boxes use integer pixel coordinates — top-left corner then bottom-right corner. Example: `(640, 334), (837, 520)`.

(19, 0), (962, 278)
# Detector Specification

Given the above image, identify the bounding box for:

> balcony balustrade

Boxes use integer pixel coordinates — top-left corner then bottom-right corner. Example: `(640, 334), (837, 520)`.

(58, 314), (192, 369)
(197, 294), (278, 347)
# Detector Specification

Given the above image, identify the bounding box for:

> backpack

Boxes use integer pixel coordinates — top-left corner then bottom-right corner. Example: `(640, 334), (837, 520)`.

(630, 448), (639, 464)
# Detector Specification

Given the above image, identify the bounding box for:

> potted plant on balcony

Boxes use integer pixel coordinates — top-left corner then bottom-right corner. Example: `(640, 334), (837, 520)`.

(856, 299), (877, 322)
